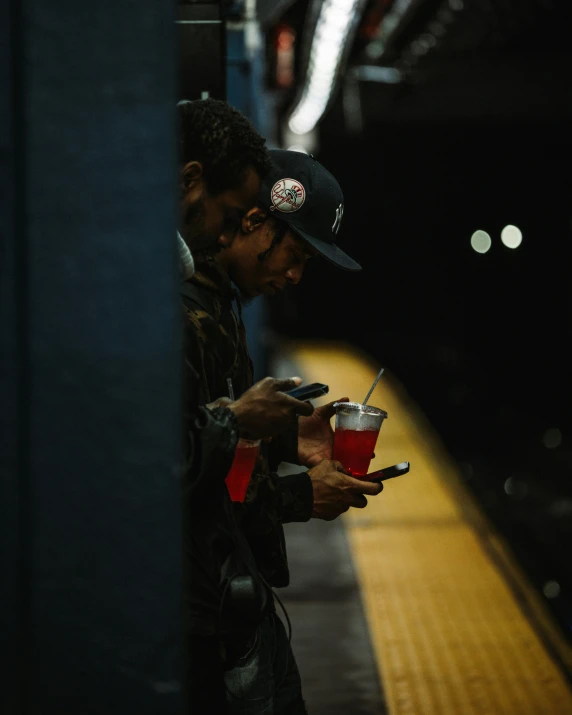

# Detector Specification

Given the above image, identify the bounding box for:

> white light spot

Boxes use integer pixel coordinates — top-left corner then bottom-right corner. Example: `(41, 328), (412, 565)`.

(501, 224), (523, 248)
(365, 40), (385, 60)
(504, 477), (528, 499)
(420, 33), (437, 48)
(449, 0), (464, 10)
(542, 428), (562, 449)
(470, 230), (491, 254)
(543, 581), (561, 599)
(411, 39), (429, 56)
(287, 145), (309, 154)
(357, 66), (401, 84)
(288, 0), (361, 134)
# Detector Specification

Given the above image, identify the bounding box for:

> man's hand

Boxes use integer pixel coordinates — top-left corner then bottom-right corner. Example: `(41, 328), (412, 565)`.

(298, 397), (348, 467)
(206, 396), (232, 411)
(308, 459), (383, 521)
(226, 377), (314, 440)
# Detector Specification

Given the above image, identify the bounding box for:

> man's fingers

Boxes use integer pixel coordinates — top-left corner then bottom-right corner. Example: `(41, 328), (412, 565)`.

(284, 395), (314, 416)
(206, 396), (232, 410)
(317, 397), (349, 420)
(344, 475), (384, 495)
(272, 376), (303, 392)
(350, 494), (368, 509)
(274, 377), (315, 415)
(362, 480), (383, 495)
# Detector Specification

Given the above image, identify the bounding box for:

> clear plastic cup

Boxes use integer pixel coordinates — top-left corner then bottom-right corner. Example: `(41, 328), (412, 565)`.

(333, 402), (388, 477)
(225, 438), (261, 502)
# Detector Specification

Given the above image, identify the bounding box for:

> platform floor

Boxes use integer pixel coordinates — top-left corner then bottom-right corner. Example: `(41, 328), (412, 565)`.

(276, 341), (572, 715)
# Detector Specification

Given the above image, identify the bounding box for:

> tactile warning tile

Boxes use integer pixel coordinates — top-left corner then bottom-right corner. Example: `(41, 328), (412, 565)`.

(290, 341), (572, 715)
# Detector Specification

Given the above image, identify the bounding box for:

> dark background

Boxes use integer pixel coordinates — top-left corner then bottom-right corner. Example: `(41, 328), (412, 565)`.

(267, 0), (572, 642)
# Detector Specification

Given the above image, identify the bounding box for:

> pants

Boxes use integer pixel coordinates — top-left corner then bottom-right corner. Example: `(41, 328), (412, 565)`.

(186, 633), (227, 714)
(224, 613), (308, 715)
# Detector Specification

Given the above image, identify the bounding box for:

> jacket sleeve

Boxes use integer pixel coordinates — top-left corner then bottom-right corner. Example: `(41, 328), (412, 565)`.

(242, 466), (314, 526)
(267, 418), (300, 469)
(181, 312), (237, 499)
(182, 402), (238, 500)
(264, 419), (312, 524)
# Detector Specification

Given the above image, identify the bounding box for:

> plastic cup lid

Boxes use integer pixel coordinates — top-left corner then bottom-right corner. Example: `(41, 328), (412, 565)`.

(333, 401), (388, 418)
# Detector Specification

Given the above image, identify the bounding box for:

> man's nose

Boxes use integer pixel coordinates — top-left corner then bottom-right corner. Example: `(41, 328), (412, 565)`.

(285, 265), (304, 285)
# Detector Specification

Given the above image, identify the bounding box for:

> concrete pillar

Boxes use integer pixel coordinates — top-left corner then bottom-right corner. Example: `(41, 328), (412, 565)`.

(1, 2), (184, 712)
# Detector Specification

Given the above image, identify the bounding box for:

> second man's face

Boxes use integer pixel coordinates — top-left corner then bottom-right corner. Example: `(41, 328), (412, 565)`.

(180, 165), (261, 255)
(224, 218), (316, 299)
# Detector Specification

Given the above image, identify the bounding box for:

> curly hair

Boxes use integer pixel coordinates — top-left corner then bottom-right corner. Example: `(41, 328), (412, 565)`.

(177, 98), (272, 196)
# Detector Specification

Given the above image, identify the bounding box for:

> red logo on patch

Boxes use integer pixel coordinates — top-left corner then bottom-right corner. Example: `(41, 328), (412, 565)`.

(270, 178), (306, 213)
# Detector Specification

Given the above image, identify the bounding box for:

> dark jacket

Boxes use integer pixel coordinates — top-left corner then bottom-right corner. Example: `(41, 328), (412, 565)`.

(182, 258), (314, 588)
(182, 319), (269, 638)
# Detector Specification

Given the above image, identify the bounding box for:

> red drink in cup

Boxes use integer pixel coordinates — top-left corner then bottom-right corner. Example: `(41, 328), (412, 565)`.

(225, 438), (260, 502)
(333, 428), (380, 477)
(333, 402), (388, 477)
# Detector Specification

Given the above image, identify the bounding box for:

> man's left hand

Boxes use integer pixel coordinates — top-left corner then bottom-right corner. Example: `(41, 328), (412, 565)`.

(298, 397), (349, 467)
(206, 396), (232, 411)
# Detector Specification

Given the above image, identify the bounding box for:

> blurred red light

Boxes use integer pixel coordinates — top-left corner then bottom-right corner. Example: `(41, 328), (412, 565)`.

(274, 23), (296, 89)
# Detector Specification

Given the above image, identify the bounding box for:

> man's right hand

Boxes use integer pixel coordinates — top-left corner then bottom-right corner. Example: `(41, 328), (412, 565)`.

(308, 459), (383, 521)
(228, 377), (314, 440)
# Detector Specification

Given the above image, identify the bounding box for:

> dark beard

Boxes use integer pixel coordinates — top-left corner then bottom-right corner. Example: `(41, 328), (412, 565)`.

(183, 197), (220, 256)
(193, 243), (222, 261)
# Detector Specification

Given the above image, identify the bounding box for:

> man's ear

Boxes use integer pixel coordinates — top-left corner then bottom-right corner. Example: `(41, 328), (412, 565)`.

(218, 207), (268, 249)
(241, 207), (267, 233)
(180, 161), (204, 195)
(218, 207), (267, 249)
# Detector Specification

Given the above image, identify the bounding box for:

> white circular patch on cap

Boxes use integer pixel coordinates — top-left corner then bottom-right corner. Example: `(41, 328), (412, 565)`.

(270, 178), (305, 213)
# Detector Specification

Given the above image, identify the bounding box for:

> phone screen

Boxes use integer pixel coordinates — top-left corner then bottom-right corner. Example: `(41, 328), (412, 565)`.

(285, 383), (329, 401)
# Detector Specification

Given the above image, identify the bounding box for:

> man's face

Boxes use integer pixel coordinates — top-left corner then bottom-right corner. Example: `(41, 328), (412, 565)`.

(222, 216), (316, 299)
(179, 165), (261, 255)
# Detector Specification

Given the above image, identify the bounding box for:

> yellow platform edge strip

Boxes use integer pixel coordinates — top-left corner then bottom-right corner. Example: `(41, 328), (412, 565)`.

(289, 340), (572, 715)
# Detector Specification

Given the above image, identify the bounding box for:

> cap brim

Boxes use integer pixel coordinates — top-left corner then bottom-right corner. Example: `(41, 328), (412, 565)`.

(291, 226), (362, 272)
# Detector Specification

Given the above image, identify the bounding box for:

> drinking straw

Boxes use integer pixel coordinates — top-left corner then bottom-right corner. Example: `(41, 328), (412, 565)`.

(363, 367), (385, 406)
(227, 377), (235, 401)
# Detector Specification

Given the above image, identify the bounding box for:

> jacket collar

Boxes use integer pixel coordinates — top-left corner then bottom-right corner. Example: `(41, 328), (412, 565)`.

(191, 257), (235, 303)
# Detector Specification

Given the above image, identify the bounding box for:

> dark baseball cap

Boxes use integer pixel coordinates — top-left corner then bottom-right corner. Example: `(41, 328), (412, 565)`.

(258, 149), (361, 271)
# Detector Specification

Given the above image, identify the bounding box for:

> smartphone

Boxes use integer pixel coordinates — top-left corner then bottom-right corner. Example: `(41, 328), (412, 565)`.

(367, 461), (410, 483)
(284, 382), (329, 402)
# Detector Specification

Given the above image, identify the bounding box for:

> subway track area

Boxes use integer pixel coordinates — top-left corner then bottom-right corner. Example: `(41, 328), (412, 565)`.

(275, 342), (572, 715)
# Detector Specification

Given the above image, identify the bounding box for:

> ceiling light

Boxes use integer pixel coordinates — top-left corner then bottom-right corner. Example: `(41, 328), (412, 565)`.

(500, 224), (523, 249)
(288, 0), (361, 135)
(470, 230), (492, 254)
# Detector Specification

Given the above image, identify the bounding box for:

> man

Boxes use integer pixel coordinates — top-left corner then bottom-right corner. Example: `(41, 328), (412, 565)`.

(183, 148), (383, 712)
(175, 99), (332, 713)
